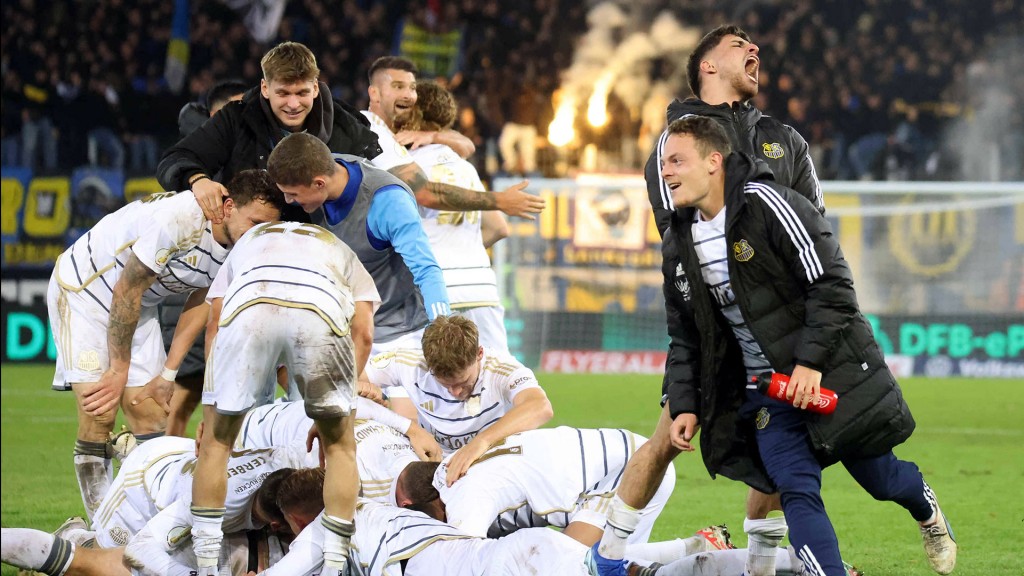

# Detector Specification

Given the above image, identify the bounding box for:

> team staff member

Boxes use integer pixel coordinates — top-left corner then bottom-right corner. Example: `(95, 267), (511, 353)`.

(592, 117), (955, 576)
(647, 25), (824, 238)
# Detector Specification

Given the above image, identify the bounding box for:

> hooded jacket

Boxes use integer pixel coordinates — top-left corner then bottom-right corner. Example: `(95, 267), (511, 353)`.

(661, 153), (914, 492)
(647, 98), (824, 237)
(157, 83), (382, 192)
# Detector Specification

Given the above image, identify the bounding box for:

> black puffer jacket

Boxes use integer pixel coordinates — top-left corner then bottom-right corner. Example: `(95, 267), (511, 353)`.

(157, 83), (382, 192)
(661, 153), (914, 492)
(647, 98), (824, 237)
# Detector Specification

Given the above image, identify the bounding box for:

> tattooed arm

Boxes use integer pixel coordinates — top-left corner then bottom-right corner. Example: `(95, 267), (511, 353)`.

(389, 162), (545, 219)
(82, 253), (158, 416)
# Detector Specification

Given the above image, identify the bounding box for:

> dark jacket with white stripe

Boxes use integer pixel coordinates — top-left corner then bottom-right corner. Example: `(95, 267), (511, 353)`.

(661, 153), (915, 492)
(647, 98), (824, 238)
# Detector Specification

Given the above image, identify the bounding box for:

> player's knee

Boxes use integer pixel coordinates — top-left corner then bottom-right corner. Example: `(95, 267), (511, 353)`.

(123, 402), (167, 435)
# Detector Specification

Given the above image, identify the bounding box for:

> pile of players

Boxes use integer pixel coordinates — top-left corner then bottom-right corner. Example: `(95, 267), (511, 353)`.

(2, 24), (956, 576)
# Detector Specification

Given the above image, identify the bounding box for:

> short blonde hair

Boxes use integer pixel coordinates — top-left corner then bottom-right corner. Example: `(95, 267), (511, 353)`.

(421, 316), (479, 379)
(261, 42), (319, 84)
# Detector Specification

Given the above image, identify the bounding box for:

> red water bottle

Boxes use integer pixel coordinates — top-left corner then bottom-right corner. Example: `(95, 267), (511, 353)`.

(752, 372), (838, 415)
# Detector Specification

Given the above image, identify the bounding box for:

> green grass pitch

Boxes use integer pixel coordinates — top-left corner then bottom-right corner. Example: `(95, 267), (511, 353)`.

(2, 364), (1021, 574)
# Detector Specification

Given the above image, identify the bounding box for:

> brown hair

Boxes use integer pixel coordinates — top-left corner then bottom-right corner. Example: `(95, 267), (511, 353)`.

(266, 132), (338, 187)
(225, 169), (289, 213)
(666, 115), (733, 158)
(253, 468), (295, 528)
(368, 56), (419, 84)
(421, 316), (479, 379)
(275, 468), (326, 520)
(414, 80), (457, 131)
(398, 461), (441, 513)
(686, 25), (751, 98)
(261, 42), (320, 84)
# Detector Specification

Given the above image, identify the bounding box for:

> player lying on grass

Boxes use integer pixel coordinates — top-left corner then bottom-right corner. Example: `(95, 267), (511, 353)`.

(241, 469), (820, 576)
(394, 426), (674, 549)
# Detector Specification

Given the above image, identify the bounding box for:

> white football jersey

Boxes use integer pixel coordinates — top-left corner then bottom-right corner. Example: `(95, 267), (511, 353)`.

(411, 143), (499, 308)
(362, 110), (413, 170)
(55, 191), (227, 308)
(125, 500), (286, 576)
(432, 427), (643, 537)
(261, 500), (478, 576)
(235, 400), (419, 503)
(366, 348), (541, 453)
(208, 221), (380, 337)
(94, 437), (309, 544)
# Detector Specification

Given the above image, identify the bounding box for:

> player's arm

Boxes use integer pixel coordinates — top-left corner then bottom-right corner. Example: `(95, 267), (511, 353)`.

(367, 187), (450, 319)
(351, 300), (374, 378)
(389, 161), (544, 218)
(205, 296), (224, 359)
(661, 250), (702, 424)
(123, 501), (196, 576)
(785, 125), (825, 215)
(762, 186), (856, 378)
(156, 107), (237, 222)
(394, 128), (476, 158)
(130, 288), (210, 413)
(82, 253), (158, 416)
(445, 375), (552, 485)
(480, 210), (509, 249)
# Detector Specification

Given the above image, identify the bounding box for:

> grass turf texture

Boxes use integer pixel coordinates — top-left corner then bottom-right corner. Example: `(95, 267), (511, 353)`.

(2, 364), (1021, 575)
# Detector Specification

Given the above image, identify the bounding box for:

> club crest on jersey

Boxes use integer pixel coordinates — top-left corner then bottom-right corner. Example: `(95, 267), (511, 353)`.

(466, 396), (482, 416)
(674, 263), (691, 301)
(761, 142), (785, 159)
(734, 239), (755, 262)
(755, 407), (770, 430)
(109, 526), (130, 546)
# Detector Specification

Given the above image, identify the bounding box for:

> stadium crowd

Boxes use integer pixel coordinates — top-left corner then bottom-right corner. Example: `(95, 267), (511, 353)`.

(3, 0), (1022, 181)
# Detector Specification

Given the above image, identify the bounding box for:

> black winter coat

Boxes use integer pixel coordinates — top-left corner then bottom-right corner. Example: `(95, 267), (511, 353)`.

(648, 98), (824, 237)
(156, 84), (382, 192)
(661, 153), (915, 493)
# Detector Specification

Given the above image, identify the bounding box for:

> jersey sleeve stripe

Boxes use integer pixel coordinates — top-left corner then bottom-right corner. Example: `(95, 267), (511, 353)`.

(744, 182), (823, 283)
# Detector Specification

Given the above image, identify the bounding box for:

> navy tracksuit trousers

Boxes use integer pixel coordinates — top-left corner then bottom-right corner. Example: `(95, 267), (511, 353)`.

(743, 392), (935, 576)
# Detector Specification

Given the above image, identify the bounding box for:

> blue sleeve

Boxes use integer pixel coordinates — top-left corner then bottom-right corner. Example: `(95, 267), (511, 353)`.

(367, 186), (450, 319)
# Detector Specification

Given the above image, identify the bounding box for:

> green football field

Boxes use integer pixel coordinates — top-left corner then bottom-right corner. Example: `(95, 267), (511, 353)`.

(1, 364), (1021, 575)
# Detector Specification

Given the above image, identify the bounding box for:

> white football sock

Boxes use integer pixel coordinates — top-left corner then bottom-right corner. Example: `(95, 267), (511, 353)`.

(0, 529), (75, 576)
(73, 440), (113, 521)
(598, 495), (641, 560)
(744, 516), (789, 576)
(322, 514), (354, 574)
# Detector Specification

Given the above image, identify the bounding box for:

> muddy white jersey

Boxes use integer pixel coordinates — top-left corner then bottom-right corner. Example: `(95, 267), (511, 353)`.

(411, 143), (498, 308)
(366, 348), (540, 454)
(208, 221), (380, 337)
(55, 191), (227, 309)
(235, 400), (418, 503)
(432, 427), (643, 537)
(260, 499), (477, 576)
(361, 110), (413, 171)
(125, 499), (287, 576)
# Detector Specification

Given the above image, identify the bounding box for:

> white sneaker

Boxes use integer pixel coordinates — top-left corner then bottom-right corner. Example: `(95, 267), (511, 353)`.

(920, 505), (957, 574)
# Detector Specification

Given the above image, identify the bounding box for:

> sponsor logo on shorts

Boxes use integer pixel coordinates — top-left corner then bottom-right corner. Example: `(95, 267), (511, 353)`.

(755, 407), (770, 430)
(110, 526), (130, 546)
(77, 350), (101, 372)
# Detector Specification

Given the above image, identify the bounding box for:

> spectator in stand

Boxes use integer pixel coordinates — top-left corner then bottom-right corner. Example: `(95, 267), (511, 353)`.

(498, 79), (543, 177)
(1, 69), (23, 166)
(21, 68), (58, 171)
